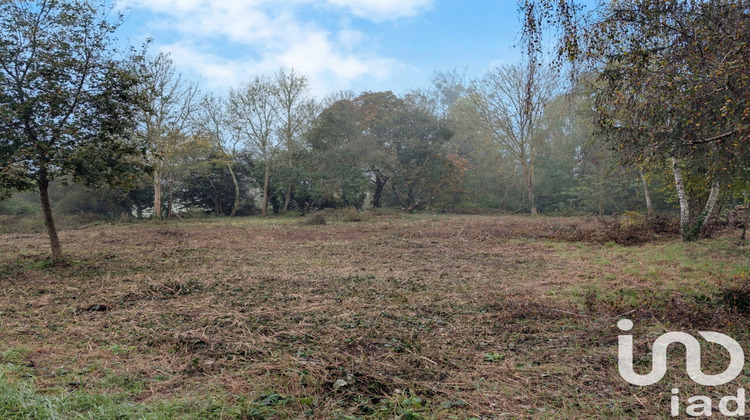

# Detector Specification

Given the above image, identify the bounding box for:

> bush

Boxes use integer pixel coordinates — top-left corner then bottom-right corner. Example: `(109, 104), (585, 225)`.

(720, 274), (750, 314)
(303, 214), (327, 226)
(547, 212), (679, 245)
(0, 195), (39, 216)
(341, 208), (364, 222)
(282, 210), (303, 218)
(644, 213), (681, 235)
(179, 208), (211, 219)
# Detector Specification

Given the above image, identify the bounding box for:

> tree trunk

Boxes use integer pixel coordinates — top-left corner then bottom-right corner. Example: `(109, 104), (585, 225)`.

(282, 185), (292, 214)
(167, 181), (174, 220)
(38, 169), (63, 263)
(640, 170), (653, 216)
(672, 157), (691, 239)
(390, 180), (409, 211)
(136, 203), (143, 219)
(282, 142), (293, 214)
(227, 163), (240, 217)
(700, 179), (720, 236)
(373, 174), (387, 208)
(742, 191), (749, 241)
(209, 179), (221, 214)
(525, 165), (537, 216)
(212, 193), (220, 214)
(153, 169), (162, 220)
(262, 165), (271, 216)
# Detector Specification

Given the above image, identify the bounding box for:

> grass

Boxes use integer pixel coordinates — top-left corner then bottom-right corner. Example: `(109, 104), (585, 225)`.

(0, 213), (748, 418)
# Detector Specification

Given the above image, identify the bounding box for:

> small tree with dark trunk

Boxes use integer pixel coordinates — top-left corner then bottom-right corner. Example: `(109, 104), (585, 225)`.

(0, 0), (148, 263)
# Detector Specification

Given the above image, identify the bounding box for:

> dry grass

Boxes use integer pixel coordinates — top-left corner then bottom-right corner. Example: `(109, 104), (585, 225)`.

(0, 213), (748, 418)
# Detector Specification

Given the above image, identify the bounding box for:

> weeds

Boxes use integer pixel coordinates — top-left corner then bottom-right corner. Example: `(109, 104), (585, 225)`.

(719, 274), (750, 314)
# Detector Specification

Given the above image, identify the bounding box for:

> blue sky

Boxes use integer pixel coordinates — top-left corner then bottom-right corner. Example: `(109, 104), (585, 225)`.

(116, 1), (526, 98)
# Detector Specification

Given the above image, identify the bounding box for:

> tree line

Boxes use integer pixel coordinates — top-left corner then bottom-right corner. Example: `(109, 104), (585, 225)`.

(1, 0), (748, 262)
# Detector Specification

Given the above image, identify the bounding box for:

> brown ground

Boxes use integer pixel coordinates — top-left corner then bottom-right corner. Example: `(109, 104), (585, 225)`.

(0, 213), (748, 418)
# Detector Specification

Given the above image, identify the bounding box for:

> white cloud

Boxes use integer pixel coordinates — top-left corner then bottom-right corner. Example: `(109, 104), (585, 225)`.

(326, 0), (433, 21)
(120, 0), (432, 95)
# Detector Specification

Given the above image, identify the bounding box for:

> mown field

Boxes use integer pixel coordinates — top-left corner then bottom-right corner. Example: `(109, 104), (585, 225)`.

(0, 213), (749, 419)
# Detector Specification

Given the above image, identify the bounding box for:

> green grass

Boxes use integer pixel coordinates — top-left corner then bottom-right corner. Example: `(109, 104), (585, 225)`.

(0, 363), (314, 420)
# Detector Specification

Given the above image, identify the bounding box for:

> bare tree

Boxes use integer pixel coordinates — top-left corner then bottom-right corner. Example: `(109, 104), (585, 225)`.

(273, 69), (317, 213)
(471, 63), (558, 215)
(193, 93), (243, 216)
(137, 52), (198, 220)
(229, 76), (280, 216)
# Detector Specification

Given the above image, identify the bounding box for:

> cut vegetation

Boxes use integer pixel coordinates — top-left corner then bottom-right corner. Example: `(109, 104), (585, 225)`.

(1, 213), (748, 418)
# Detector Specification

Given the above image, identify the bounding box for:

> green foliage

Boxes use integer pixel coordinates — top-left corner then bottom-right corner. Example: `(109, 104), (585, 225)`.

(383, 103), (457, 211)
(0, 1), (149, 194)
(522, 0), (749, 232)
(175, 148), (257, 216)
(483, 352), (505, 362)
(0, 194), (38, 216)
(0, 0), (149, 260)
(0, 364), (296, 419)
(302, 91), (459, 211)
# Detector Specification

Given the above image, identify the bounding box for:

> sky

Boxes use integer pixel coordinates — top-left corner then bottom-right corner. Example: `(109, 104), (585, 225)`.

(116, 1), (527, 98)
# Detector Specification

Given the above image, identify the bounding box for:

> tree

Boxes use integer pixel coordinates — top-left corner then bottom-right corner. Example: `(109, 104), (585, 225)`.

(229, 76), (280, 216)
(586, 1), (750, 238)
(169, 134), (252, 216)
(523, 0), (750, 238)
(471, 63), (559, 215)
(353, 91), (404, 208)
(305, 91), (458, 211)
(383, 103), (457, 212)
(304, 98), (371, 209)
(193, 93), (242, 216)
(0, 0), (148, 262)
(305, 92), (405, 209)
(431, 67), (469, 116)
(135, 52), (198, 220)
(273, 69), (316, 214)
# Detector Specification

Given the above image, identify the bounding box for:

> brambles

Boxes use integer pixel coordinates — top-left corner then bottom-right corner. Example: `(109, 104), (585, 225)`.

(720, 275), (750, 314)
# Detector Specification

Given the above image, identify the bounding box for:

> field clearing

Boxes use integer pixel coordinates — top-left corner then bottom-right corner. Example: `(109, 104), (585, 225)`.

(0, 213), (749, 418)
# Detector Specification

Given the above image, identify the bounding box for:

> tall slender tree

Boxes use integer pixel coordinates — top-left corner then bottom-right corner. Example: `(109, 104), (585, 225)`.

(471, 64), (559, 215)
(229, 76), (280, 216)
(273, 69), (316, 214)
(136, 52), (198, 220)
(193, 93), (242, 216)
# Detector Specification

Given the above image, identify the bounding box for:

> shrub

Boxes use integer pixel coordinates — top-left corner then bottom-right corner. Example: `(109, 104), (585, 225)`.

(341, 208), (364, 222)
(303, 214), (327, 225)
(720, 275), (750, 314)
(644, 213), (681, 235)
(0, 195), (39, 216)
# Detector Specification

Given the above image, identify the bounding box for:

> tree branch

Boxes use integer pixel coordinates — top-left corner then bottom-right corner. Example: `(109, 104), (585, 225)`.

(687, 129), (739, 145)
